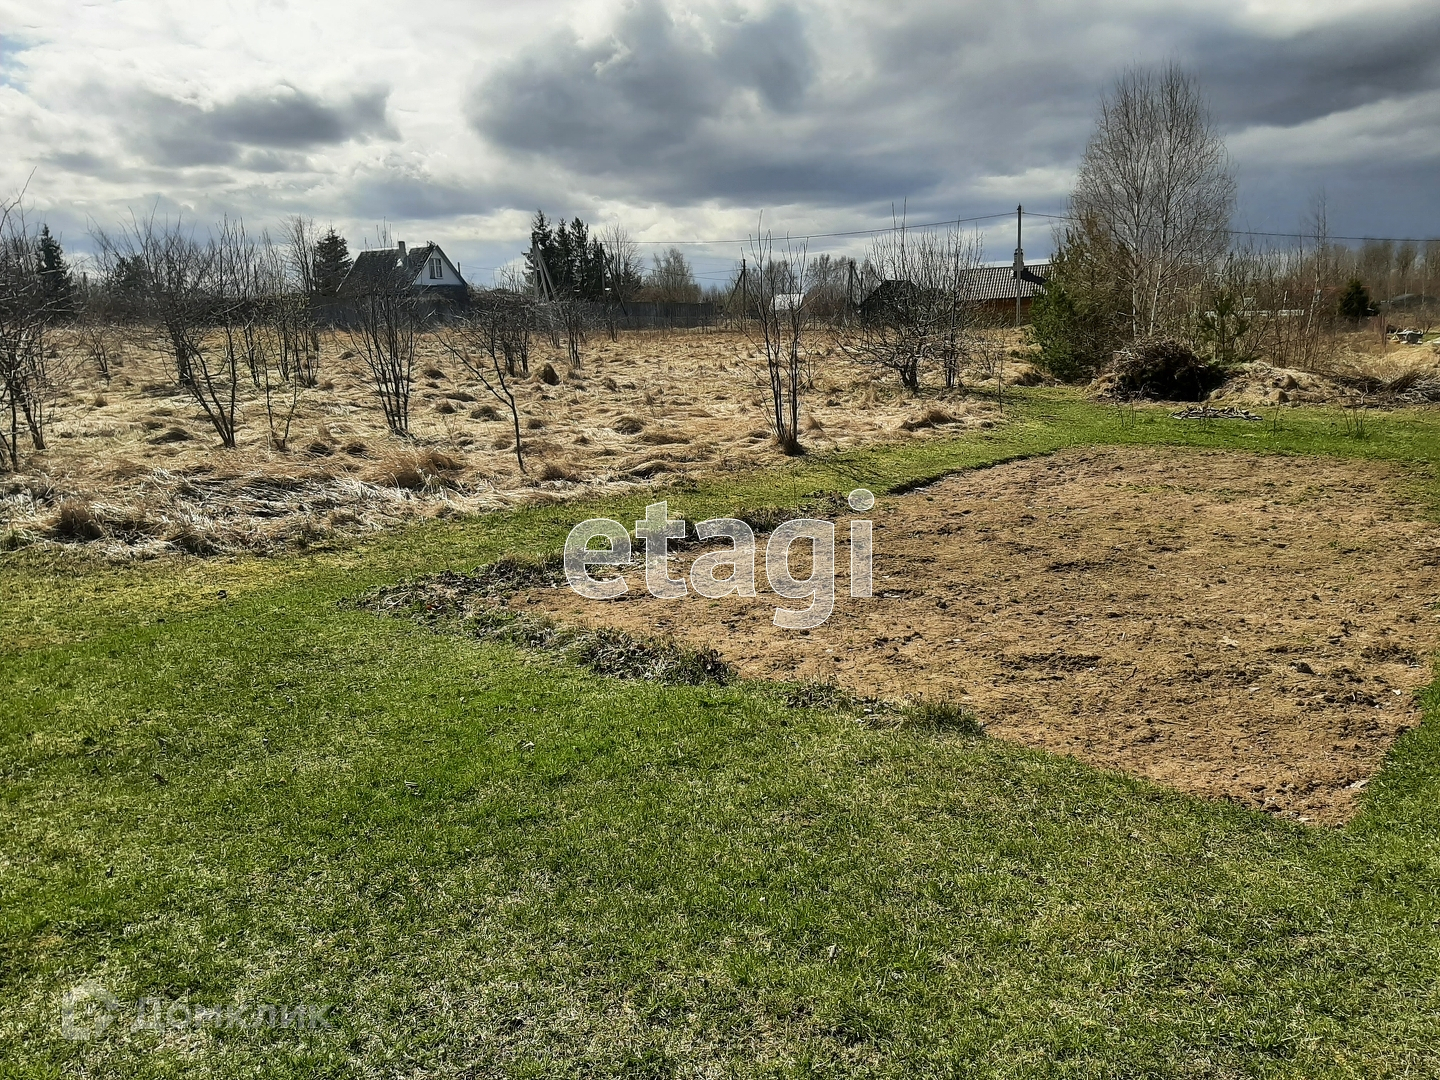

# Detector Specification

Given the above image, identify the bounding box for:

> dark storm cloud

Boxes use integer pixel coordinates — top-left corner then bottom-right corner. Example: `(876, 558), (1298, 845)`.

(468, 0), (1440, 228)
(1196, 11), (1440, 128)
(129, 85), (395, 168)
(470, 0), (834, 200)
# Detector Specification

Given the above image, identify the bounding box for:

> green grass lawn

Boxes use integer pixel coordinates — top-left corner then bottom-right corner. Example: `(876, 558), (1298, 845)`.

(3, 390), (1440, 1077)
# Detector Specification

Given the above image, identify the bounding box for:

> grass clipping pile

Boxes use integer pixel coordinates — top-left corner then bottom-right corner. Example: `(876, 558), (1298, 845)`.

(519, 446), (1440, 824)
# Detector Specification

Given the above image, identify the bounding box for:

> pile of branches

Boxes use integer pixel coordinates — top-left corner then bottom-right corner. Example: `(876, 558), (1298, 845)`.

(1108, 336), (1223, 401)
(1170, 405), (1263, 421)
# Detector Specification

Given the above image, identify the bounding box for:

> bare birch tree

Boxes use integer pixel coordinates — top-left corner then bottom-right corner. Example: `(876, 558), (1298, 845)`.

(278, 216), (321, 386)
(1072, 64), (1235, 340)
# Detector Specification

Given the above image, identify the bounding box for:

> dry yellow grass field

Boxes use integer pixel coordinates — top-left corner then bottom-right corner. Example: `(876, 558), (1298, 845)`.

(3, 327), (1006, 555)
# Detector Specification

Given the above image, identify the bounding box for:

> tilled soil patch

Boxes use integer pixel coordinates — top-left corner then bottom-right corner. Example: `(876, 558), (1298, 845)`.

(518, 446), (1440, 823)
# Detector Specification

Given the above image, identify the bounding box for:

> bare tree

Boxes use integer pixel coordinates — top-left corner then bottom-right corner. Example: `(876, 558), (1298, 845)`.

(251, 233), (309, 449)
(1422, 241), (1440, 332)
(96, 213), (216, 390)
(282, 216), (319, 297)
(643, 247), (701, 303)
(187, 217), (258, 449)
(1072, 63), (1235, 340)
(278, 216), (321, 386)
(803, 254), (852, 323)
(598, 224), (642, 339)
(557, 299), (587, 370)
(745, 228), (809, 455)
(345, 252), (419, 438)
(438, 310), (526, 472)
(846, 219), (985, 392)
(0, 194), (60, 468)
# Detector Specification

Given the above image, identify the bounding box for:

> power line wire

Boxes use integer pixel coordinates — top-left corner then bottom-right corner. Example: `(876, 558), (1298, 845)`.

(624, 211), (1020, 247)
(467, 208), (1439, 269)
(1024, 211), (1440, 244)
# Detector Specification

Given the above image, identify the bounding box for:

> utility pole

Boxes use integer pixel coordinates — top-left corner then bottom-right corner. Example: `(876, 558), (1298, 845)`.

(527, 241), (557, 302)
(1013, 204), (1024, 328)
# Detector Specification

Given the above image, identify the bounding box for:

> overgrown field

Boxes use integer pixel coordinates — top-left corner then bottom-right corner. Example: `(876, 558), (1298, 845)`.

(3, 391), (1440, 1077)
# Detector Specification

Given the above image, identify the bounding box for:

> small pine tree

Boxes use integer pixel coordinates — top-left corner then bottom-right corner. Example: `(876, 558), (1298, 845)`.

(312, 229), (352, 296)
(1337, 278), (1374, 323)
(37, 225), (75, 318)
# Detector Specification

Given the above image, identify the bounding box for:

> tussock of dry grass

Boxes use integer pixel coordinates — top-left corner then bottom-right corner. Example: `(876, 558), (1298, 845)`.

(366, 448), (466, 491)
(537, 461), (583, 482)
(900, 406), (959, 431)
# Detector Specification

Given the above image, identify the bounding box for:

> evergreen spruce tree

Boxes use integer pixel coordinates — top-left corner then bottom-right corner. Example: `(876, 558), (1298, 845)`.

(1337, 278), (1374, 324)
(37, 225), (75, 318)
(312, 229), (352, 296)
(529, 211), (609, 300)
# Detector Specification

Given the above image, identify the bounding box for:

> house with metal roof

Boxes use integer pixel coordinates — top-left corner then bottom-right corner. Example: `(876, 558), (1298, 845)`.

(857, 262), (1050, 325)
(964, 262), (1050, 304)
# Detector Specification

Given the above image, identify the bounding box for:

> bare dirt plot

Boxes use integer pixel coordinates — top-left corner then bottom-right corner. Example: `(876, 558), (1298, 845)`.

(519, 446), (1440, 823)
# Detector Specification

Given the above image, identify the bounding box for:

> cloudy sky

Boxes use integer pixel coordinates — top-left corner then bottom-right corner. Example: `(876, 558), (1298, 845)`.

(2, 0), (1437, 282)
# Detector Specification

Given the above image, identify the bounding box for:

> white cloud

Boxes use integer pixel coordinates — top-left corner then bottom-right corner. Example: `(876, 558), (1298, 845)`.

(1229, 89), (1440, 167)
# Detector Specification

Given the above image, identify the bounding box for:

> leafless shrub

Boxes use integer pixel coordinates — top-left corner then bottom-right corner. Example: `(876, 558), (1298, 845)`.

(847, 220), (985, 392)
(342, 251), (421, 438)
(74, 319), (118, 385)
(555, 299), (587, 370)
(96, 214), (212, 390)
(471, 286), (534, 377)
(95, 215), (247, 447)
(0, 194), (70, 469)
(744, 227), (810, 455)
(438, 306), (528, 471)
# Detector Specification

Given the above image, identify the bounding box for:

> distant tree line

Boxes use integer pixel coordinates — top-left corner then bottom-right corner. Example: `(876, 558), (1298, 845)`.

(527, 211), (702, 304)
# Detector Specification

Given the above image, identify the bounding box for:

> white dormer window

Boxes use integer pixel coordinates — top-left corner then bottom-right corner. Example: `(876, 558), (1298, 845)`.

(429, 257), (442, 280)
